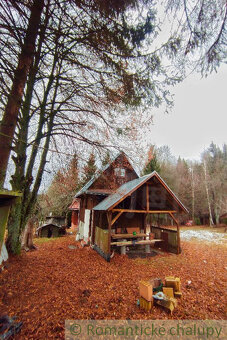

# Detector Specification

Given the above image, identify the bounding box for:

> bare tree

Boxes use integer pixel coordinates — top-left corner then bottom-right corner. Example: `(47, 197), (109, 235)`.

(0, 0), (45, 186)
(164, 0), (227, 74)
(1, 0), (183, 253)
(203, 159), (214, 226)
(190, 165), (195, 223)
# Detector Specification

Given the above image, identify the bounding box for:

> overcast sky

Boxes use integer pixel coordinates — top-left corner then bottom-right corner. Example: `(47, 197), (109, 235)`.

(147, 64), (227, 161)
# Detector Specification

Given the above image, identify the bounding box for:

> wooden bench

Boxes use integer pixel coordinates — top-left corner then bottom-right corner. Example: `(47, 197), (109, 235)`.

(111, 239), (163, 246)
(111, 233), (163, 255)
(111, 233), (147, 240)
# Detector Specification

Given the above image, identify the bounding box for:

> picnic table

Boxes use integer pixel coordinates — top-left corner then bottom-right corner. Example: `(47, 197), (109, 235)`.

(110, 233), (163, 254)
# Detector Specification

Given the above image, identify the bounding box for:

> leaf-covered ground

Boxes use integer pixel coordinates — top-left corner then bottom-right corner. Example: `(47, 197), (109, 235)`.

(0, 236), (226, 339)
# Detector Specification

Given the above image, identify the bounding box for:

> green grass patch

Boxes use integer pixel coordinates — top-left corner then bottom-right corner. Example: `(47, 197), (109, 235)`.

(34, 237), (59, 244)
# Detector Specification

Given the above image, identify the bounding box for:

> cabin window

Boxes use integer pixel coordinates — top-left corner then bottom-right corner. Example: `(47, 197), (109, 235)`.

(114, 167), (126, 177)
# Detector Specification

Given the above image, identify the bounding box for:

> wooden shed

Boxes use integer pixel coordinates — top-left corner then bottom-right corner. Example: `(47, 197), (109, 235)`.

(37, 223), (65, 238)
(74, 153), (188, 261)
(92, 172), (188, 260)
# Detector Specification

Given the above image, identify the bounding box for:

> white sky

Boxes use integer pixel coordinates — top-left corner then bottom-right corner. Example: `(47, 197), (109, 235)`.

(147, 64), (227, 161)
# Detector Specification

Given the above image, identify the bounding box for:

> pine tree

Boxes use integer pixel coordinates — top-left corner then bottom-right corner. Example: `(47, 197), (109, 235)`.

(82, 153), (97, 184)
(102, 151), (111, 167)
(143, 146), (161, 175)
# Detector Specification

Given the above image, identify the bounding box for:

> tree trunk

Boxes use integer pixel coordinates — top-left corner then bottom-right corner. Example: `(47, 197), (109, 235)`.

(7, 69), (59, 254)
(0, 0), (44, 188)
(203, 160), (214, 226)
(191, 166), (195, 223)
(22, 217), (38, 250)
(214, 200), (221, 226)
(215, 208), (220, 226)
(6, 200), (23, 254)
(7, 26), (57, 254)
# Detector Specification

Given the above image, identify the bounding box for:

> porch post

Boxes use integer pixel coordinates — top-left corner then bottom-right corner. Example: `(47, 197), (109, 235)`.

(91, 210), (95, 245)
(169, 212), (181, 254)
(107, 211), (112, 256)
(144, 214), (147, 239)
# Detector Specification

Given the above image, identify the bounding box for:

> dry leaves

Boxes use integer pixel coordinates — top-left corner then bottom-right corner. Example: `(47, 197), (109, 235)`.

(0, 236), (226, 339)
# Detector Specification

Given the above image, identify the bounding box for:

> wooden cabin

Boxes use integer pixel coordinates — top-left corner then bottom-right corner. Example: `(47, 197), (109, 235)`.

(74, 153), (188, 261)
(74, 152), (139, 242)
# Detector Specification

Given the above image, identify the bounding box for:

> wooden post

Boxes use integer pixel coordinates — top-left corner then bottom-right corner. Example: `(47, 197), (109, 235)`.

(140, 213), (144, 234)
(169, 212), (181, 254)
(89, 208), (92, 241)
(146, 183), (149, 212)
(107, 211), (112, 256)
(91, 210), (95, 245)
(145, 183), (149, 239)
(144, 215), (146, 235)
(143, 214), (146, 237)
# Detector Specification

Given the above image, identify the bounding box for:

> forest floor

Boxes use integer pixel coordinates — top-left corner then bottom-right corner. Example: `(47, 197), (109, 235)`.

(0, 232), (226, 339)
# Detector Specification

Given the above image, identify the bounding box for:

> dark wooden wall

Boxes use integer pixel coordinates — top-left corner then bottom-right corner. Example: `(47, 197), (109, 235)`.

(91, 153), (138, 191)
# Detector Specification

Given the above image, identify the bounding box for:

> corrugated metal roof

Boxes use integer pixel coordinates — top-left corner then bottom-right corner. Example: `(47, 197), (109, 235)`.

(74, 175), (98, 198)
(36, 223), (61, 231)
(93, 173), (152, 211)
(74, 152), (138, 198)
(85, 190), (113, 196)
(93, 171), (188, 213)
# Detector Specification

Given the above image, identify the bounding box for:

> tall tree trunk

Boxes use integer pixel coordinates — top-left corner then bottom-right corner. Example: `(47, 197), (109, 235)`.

(0, 0), (44, 188)
(7, 113), (54, 254)
(11, 13), (48, 193)
(203, 160), (214, 226)
(7, 67), (60, 253)
(191, 166), (195, 223)
(7, 16), (57, 254)
(215, 207), (220, 225)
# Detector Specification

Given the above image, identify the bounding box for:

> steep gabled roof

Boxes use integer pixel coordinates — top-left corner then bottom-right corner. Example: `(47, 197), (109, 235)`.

(36, 223), (61, 231)
(93, 171), (188, 213)
(68, 199), (80, 210)
(74, 152), (138, 198)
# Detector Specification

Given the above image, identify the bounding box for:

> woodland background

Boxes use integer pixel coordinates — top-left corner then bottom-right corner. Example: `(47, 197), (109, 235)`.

(0, 0), (226, 254)
(38, 143), (227, 227)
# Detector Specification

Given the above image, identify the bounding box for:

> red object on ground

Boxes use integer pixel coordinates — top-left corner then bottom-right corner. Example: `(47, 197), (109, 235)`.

(186, 220), (193, 226)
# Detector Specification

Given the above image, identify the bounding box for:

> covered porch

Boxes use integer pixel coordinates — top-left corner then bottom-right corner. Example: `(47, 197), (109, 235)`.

(91, 172), (188, 261)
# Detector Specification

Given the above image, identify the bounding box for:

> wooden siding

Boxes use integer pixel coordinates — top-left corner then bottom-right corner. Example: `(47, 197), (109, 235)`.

(71, 211), (78, 228)
(151, 226), (178, 254)
(90, 153), (138, 191)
